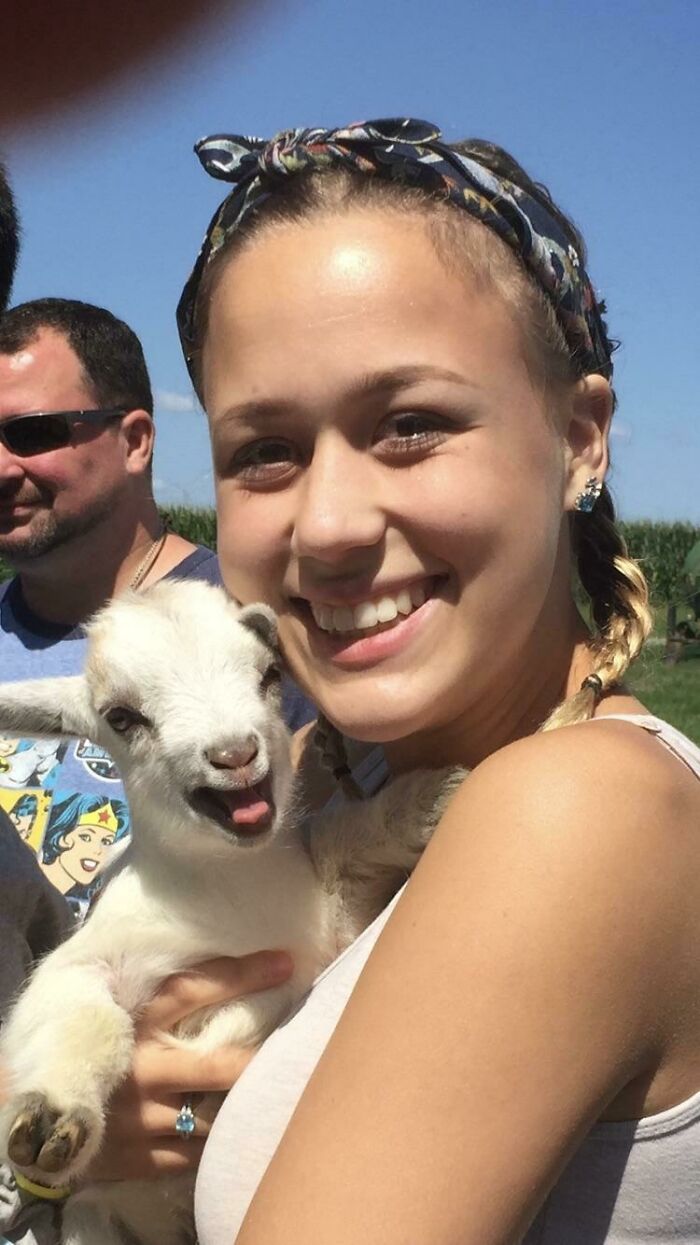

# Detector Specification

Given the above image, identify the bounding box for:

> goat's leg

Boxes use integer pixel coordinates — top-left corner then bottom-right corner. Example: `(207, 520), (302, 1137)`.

(62, 1198), (129, 1245)
(65, 1175), (196, 1245)
(0, 962), (134, 1188)
(311, 765), (468, 942)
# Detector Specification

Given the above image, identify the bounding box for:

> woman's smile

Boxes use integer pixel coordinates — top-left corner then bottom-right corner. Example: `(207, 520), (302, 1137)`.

(291, 575), (447, 669)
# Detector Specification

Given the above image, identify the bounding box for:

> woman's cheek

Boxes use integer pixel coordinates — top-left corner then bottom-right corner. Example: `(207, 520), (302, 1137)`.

(216, 492), (286, 608)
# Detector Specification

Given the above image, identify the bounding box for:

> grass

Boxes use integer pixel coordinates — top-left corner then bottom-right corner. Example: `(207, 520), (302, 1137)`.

(626, 644), (700, 746)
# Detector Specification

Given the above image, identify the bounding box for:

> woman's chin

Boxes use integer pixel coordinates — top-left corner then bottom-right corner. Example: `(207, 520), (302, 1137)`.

(311, 679), (445, 746)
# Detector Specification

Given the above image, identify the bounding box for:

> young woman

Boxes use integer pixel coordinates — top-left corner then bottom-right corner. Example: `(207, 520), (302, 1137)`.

(105, 120), (700, 1242)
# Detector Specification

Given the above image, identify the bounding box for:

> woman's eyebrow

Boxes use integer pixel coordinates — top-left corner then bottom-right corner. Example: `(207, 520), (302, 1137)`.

(352, 364), (483, 396)
(216, 365), (483, 427)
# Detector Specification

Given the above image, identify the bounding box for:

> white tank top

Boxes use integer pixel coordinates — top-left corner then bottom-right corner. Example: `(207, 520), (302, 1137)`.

(195, 715), (700, 1245)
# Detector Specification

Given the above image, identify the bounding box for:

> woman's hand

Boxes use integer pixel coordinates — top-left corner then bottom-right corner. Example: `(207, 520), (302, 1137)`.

(88, 951), (293, 1182)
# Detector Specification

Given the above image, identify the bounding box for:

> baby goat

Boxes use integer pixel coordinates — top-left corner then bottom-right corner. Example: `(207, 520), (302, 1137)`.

(0, 580), (463, 1245)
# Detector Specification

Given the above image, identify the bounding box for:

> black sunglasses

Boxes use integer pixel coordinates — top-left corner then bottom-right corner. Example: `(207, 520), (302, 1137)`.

(0, 408), (126, 457)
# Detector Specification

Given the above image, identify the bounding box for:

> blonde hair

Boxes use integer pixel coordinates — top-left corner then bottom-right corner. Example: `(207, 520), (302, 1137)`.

(193, 152), (652, 782)
(542, 487), (653, 730)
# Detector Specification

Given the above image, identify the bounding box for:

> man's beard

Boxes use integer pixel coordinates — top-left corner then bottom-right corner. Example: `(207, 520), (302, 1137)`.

(0, 492), (117, 568)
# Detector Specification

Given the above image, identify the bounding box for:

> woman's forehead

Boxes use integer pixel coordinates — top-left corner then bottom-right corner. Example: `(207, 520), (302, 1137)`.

(203, 210), (526, 410)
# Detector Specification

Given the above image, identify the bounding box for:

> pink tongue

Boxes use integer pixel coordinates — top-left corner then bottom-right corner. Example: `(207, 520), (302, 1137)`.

(221, 787), (272, 827)
(233, 799), (271, 826)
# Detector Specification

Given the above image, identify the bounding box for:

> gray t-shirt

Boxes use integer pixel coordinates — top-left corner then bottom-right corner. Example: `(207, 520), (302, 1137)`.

(195, 716), (700, 1245)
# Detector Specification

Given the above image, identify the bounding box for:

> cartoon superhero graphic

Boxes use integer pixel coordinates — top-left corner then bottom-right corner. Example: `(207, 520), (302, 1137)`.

(0, 735), (20, 773)
(40, 793), (129, 916)
(7, 791), (39, 840)
(0, 785), (52, 853)
(75, 738), (120, 782)
(0, 737), (66, 788)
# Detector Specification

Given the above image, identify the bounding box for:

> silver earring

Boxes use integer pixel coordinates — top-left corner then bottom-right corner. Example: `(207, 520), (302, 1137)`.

(574, 476), (602, 514)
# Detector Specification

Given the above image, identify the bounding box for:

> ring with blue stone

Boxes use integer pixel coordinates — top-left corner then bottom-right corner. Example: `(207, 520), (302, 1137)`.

(175, 1100), (196, 1139)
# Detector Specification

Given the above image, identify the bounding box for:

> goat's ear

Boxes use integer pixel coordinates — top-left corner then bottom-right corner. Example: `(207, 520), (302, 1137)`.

(0, 676), (93, 739)
(238, 603), (278, 652)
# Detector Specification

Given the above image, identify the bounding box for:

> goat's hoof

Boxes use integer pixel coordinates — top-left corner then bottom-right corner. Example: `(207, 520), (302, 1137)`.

(7, 1092), (90, 1174)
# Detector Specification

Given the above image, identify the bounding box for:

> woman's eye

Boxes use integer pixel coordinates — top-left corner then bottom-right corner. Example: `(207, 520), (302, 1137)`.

(228, 440), (297, 482)
(376, 412), (449, 454)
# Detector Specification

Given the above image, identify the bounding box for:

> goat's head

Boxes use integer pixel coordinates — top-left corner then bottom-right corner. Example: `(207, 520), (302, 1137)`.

(0, 580), (297, 854)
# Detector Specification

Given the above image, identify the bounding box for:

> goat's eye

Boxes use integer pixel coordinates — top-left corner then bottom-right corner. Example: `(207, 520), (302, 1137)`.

(103, 705), (149, 735)
(260, 665), (282, 695)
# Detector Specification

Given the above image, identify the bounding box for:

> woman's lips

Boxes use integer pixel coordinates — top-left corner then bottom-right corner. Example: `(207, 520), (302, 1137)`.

(295, 577), (446, 669)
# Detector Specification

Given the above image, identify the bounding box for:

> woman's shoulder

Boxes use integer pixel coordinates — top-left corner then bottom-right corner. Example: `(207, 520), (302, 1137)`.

(469, 711), (699, 836)
(425, 713), (700, 960)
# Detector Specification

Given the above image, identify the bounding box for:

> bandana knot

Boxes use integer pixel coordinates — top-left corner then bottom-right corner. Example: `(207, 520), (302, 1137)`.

(178, 118), (612, 383)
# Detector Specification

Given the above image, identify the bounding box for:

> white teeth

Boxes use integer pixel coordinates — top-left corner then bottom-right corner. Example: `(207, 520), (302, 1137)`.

(310, 582), (432, 635)
(316, 605), (334, 631)
(332, 606), (355, 632)
(376, 596), (399, 624)
(354, 601), (378, 629)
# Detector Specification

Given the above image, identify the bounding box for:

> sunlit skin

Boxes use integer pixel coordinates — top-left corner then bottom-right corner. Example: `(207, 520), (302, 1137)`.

(0, 325), (194, 626)
(41, 820), (117, 893)
(0, 329), (133, 564)
(204, 211), (619, 771)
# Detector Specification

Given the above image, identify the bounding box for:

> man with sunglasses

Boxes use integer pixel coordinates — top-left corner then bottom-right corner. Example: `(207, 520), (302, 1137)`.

(0, 180), (75, 1023)
(0, 298), (315, 914)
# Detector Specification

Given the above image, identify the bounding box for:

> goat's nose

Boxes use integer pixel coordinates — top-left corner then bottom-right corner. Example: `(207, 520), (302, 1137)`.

(206, 738), (258, 770)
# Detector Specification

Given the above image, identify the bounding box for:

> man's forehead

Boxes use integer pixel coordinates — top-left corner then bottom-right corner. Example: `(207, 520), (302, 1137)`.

(0, 327), (90, 415)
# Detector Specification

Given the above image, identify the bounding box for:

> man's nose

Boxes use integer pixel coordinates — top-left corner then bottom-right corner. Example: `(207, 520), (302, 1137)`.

(0, 441), (26, 485)
(291, 436), (384, 563)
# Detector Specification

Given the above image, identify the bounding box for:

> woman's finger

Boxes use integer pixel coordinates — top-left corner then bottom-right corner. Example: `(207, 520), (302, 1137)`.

(88, 1139), (207, 1183)
(105, 1091), (224, 1141)
(136, 951), (293, 1035)
(127, 1038), (256, 1093)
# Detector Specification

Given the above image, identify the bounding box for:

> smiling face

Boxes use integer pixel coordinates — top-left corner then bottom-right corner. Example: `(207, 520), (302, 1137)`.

(57, 819), (117, 886)
(204, 209), (604, 753)
(0, 327), (128, 564)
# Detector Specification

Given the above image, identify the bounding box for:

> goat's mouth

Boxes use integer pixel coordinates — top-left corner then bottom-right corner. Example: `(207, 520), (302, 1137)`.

(188, 777), (275, 839)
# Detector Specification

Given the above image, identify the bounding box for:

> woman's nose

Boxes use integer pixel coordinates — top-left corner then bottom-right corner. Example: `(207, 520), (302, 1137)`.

(291, 438), (384, 562)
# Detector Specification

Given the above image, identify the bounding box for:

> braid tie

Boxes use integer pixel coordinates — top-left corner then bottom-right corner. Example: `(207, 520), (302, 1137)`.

(542, 484), (652, 732)
(313, 712), (364, 801)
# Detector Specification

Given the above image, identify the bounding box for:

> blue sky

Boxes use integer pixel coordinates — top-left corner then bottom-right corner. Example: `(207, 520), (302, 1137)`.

(3, 0), (698, 520)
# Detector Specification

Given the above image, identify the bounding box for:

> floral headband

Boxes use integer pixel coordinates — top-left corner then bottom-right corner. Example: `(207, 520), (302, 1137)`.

(177, 117), (612, 382)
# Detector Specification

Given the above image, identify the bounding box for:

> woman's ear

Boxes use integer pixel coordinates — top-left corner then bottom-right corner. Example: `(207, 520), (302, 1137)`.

(562, 374), (613, 510)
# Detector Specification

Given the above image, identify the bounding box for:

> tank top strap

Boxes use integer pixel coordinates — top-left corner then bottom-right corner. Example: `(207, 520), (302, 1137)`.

(585, 713), (700, 781)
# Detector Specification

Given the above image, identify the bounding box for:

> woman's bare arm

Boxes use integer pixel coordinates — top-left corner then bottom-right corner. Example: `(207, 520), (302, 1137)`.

(236, 721), (700, 1245)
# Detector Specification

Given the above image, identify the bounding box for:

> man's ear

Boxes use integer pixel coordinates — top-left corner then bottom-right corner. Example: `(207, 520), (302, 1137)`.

(563, 374), (613, 510)
(120, 409), (155, 477)
(0, 676), (93, 739)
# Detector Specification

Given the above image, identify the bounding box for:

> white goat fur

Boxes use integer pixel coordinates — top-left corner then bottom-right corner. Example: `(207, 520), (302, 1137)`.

(0, 580), (463, 1245)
